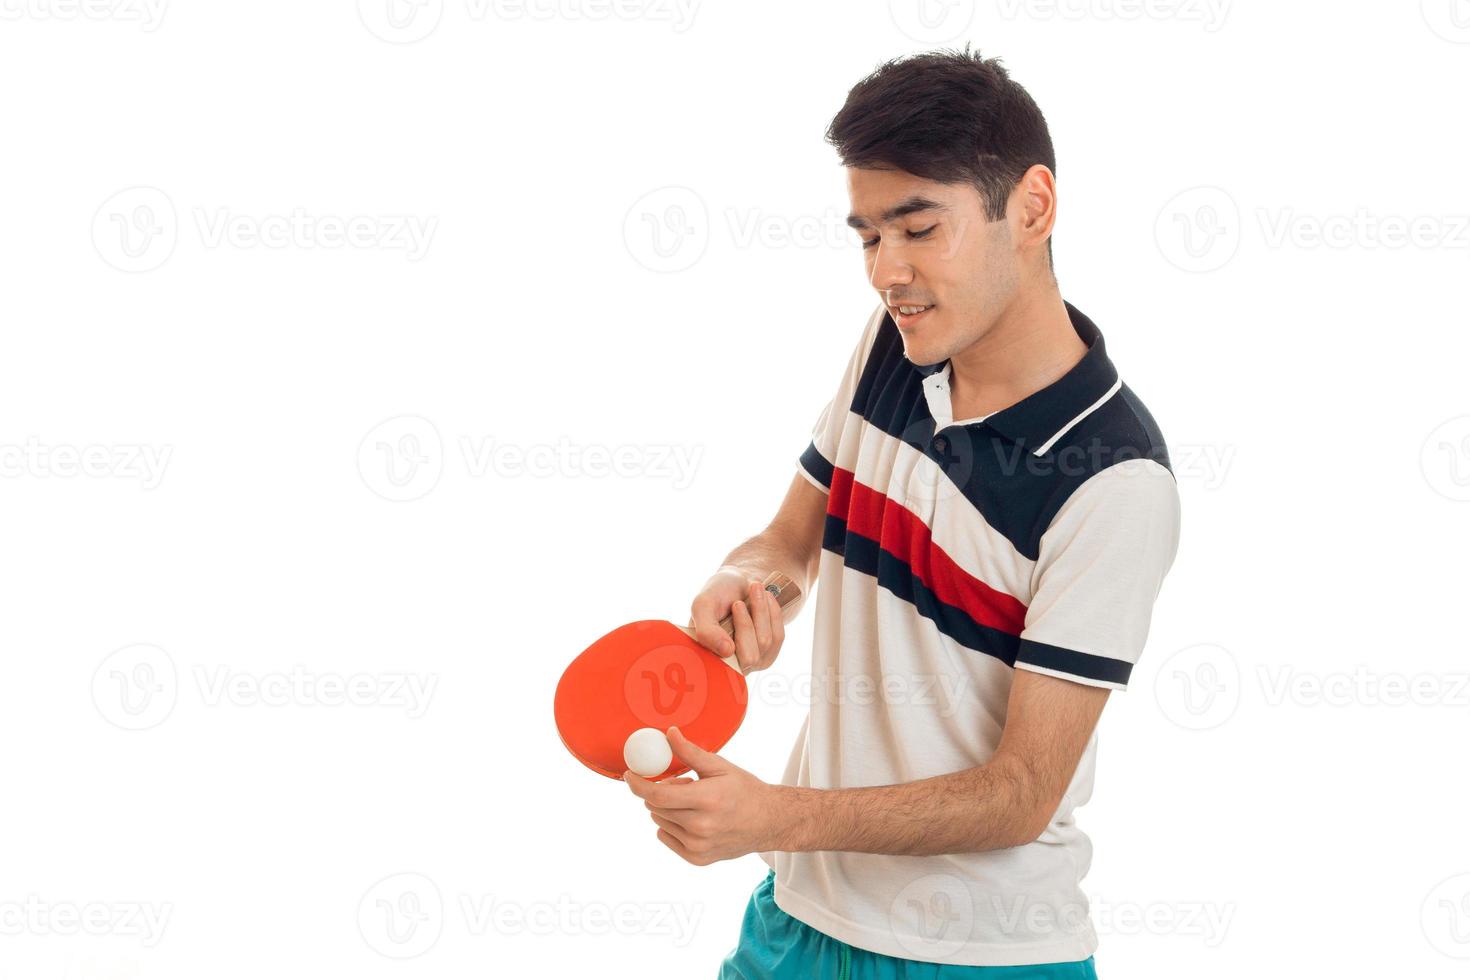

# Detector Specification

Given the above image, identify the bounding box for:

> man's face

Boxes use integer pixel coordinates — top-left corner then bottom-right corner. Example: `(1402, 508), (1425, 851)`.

(845, 166), (1020, 367)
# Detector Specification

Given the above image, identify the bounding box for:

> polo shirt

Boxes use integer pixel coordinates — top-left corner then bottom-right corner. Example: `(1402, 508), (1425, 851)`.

(759, 300), (1181, 967)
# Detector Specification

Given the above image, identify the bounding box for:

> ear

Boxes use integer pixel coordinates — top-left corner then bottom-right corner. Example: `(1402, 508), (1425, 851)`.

(1012, 163), (1058, 263)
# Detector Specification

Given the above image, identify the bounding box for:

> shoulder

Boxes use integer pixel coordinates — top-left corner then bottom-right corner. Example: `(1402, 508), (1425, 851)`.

(1039, 382), (1178, 538)
(1024, 380), (1177, 555)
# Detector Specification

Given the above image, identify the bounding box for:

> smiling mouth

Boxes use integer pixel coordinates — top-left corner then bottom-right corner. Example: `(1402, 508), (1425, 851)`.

(893, 304), (935, 327)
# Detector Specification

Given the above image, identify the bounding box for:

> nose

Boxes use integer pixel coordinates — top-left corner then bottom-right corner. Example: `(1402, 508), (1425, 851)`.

(867, 239), (912, 295)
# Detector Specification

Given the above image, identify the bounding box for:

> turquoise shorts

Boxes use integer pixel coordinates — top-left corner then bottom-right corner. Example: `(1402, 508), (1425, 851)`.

(719, 869), (1098, 980)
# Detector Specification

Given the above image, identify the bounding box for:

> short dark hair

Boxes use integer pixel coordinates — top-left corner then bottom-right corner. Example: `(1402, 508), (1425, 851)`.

(826, 45), (1056, 232)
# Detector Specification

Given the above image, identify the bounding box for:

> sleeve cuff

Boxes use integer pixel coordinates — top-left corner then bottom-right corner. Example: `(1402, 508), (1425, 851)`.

(798, 441), (834, 492)
(1015, 638), (1134, 691)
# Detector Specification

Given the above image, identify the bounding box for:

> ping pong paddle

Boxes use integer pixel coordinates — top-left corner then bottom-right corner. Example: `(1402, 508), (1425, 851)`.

(554, 570), (801, 781)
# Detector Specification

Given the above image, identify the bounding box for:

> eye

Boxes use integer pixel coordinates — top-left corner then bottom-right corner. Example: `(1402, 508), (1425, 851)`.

(860, 225), (938, 249)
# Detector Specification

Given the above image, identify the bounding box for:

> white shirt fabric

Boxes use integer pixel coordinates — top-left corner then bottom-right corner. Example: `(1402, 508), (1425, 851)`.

(760, 301), (1182, 967)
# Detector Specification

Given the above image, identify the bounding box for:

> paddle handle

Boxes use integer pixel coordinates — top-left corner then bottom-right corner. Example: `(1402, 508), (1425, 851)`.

(679, 569), (802, 674)
(716, 570), (801, 635)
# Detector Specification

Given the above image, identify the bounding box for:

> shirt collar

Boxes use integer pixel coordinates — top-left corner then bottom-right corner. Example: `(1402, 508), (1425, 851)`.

(913, 301), (1121, 456)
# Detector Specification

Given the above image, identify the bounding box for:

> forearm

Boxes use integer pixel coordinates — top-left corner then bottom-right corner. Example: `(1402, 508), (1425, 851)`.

(718, 531), (815, 602)
(772, 755), (1045, 856)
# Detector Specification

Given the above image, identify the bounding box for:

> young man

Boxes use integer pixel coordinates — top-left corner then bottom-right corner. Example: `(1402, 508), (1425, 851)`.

(623, 47), (1181, 977)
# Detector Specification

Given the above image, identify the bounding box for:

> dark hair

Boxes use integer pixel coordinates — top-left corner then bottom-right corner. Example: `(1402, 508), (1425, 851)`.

(826, 45), (1056, 230)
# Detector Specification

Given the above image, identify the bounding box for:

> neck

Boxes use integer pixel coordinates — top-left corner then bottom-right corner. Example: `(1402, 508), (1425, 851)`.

(945, 287), (1087, 420)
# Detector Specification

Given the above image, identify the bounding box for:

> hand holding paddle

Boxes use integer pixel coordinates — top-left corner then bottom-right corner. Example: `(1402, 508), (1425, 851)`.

(554, 570), (802, 781)
(689, 567), (792, 674)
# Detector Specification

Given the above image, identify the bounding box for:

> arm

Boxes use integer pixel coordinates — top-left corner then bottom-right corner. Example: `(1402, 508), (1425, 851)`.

(763, 461), (1179, 855)
(627, 670), (1108, 862)
(691, 305), (883, 671)
(776, 670), (1109, 853)
(632, 461), (1178, 864)
(688, 472), (827, 670)
(723, 473), (826, 586)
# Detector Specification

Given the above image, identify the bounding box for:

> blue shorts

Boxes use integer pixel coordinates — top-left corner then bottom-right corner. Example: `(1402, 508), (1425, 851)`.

(719, 869), (1098, 980)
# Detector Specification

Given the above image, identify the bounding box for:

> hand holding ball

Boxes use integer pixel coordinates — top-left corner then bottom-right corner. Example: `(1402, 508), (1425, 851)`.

(623, 727), (673, 778)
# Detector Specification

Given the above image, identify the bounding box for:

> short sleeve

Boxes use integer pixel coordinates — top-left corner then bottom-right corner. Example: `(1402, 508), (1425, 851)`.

(1014, 458), (1182, 691)
(797, 304), (886, 494)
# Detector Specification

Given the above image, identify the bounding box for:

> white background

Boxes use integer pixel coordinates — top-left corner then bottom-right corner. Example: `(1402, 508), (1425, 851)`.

(2, 1), (1468, 977)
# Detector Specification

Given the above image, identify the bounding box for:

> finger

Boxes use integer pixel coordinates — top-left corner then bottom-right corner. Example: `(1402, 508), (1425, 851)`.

(666, 725), (728, 778)
(648, 811), (693, 837)
(766, 590), (785, 650)
(643, 777), (701, 818)
(730, 599), (758, 671)
(748, 581), (773, 650)
(646, 803), (700, 826)
(651, 814), (696, 852)
(623, 769), (696, 807)
(690, 595), (737, 661)
(656, 828), (701, 864)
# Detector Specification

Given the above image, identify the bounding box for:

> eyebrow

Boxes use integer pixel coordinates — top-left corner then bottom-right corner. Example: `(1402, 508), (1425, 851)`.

(845, 196), (949, 230)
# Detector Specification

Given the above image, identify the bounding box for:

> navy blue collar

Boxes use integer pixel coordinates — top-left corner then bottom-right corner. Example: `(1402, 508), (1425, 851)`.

(911, 301), (1120, 453)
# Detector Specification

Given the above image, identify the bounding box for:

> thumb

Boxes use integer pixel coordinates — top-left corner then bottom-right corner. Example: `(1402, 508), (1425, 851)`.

(666, 726), (728, 777)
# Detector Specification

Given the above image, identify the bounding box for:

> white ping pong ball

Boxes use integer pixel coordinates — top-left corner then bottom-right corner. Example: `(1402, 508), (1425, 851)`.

(623, 727), (673, 778)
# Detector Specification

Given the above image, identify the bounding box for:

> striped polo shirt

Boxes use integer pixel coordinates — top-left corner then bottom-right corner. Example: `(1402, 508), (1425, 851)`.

(761, 301), (1182, 966)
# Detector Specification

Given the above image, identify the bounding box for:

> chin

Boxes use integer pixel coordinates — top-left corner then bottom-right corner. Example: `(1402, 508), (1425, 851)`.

(899, 339), (945, 369)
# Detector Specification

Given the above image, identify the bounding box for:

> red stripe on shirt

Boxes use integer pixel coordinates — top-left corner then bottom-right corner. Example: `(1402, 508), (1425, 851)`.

(828, 467), (1028, 636)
